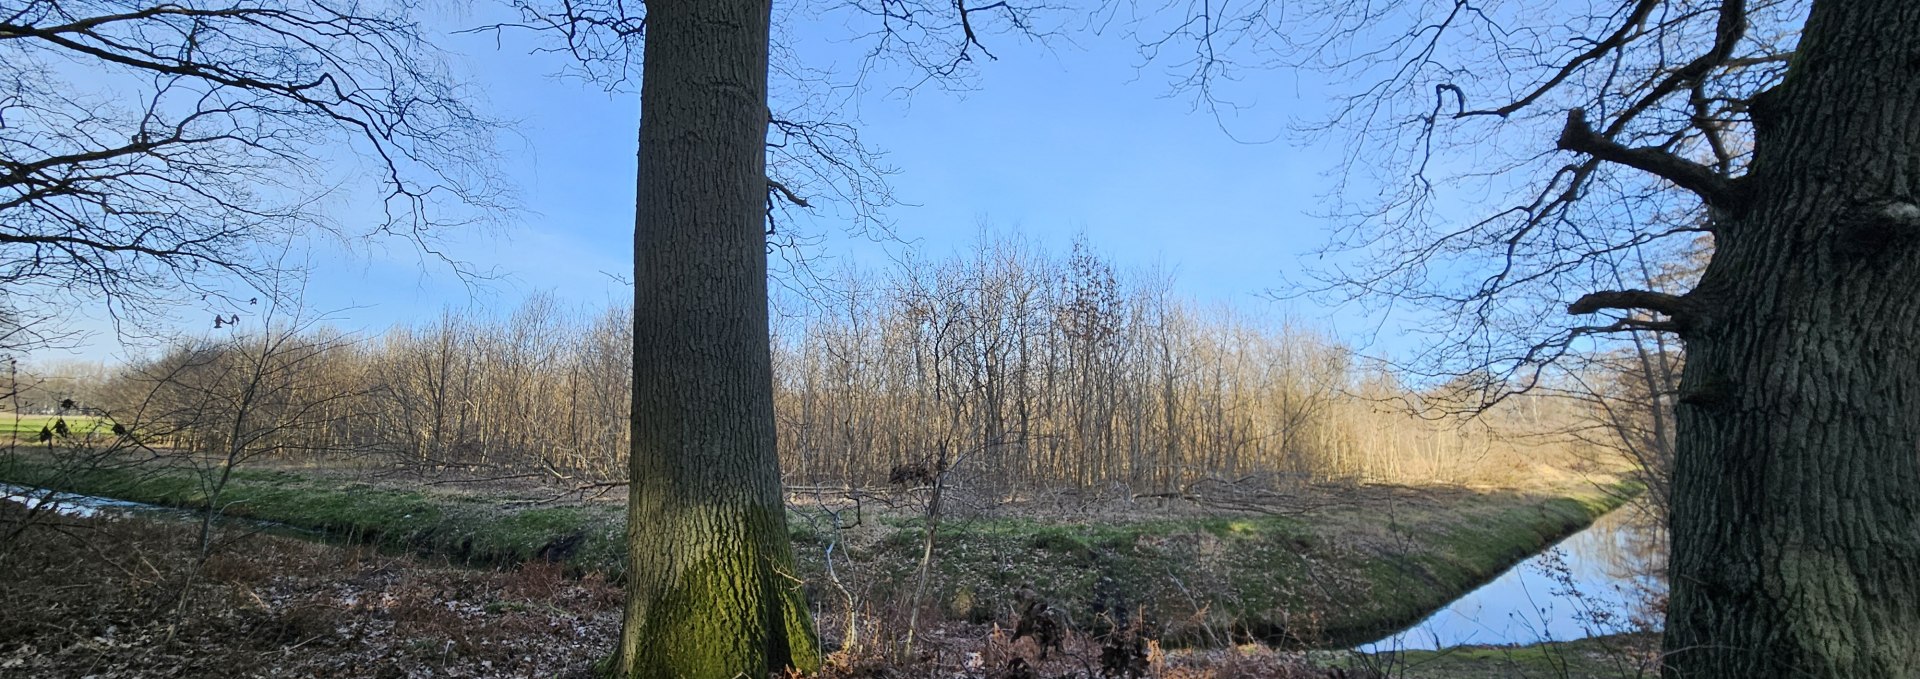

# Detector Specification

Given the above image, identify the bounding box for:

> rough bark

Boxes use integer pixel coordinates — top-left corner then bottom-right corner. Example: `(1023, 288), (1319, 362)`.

(615, 0), (820, 675)
(1663, 1), (1920, 676)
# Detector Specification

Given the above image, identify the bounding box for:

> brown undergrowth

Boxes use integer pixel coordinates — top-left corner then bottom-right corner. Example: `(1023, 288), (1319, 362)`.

(811, 624), (1348, 679)
(0, 503), (1352, 679)
(0, 505), (620, 678)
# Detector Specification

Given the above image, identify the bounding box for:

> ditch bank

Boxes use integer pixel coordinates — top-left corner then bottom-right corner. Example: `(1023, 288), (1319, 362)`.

(0, 456), (1635, 649)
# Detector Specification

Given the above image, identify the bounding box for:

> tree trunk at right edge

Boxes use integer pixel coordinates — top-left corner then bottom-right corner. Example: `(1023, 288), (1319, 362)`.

(1663, 1), (1920, 676)
(614, 0), (820, 675)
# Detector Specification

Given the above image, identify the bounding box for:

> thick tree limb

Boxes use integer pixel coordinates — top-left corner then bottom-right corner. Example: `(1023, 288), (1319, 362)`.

(1567, 289), (1690, 318)
(766, 178), (810, 208)
(1571, 318), (1685, 336)
(1557, 108), (1746, 212)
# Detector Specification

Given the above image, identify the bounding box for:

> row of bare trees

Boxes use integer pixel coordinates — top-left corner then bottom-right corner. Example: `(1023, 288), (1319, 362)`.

(358, 297), (634, 477)
(50, 237), (1623, 494)
(81, 294), (633, 482)
(772, 235), (1572, 493)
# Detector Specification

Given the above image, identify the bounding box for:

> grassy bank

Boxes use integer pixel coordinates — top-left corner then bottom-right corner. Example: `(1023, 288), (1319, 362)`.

(818, 483), (1636, 647)
(0, 455), (1635, 650)
(0, 457), (628, 570)
(1332, 633), (1659, 678)
(0, 500), (1656, 678)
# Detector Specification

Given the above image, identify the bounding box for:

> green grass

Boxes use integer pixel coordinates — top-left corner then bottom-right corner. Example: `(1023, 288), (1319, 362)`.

(0, 454), (1636, 650)
(1321, 632), (1660, 678)
(0, 457), (628, 572)
(0, 414), (113, 438)
(796, 481), (1639, 648)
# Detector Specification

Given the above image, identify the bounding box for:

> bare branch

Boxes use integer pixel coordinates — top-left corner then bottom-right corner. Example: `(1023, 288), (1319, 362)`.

(766, 178), (811, 208)
(1, 1), (507, 337)
(1556, 108), (1746, 212)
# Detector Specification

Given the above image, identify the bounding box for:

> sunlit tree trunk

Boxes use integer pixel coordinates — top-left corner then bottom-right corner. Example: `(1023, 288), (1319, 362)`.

(1665, 1), (1920, 675)
(614, 0), (819, 674)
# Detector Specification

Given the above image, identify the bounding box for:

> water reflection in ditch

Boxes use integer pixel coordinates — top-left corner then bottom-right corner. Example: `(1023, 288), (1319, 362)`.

(1359, 503), (1667, 652)
(0, 482), (180, 519)
(0, 482), (315, 538)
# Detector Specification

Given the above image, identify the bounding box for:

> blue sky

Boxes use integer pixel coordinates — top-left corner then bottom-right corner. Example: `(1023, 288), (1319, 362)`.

(39, 4), (1366, 365)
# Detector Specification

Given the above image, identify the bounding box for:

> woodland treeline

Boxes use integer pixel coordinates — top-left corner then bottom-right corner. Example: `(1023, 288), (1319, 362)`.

(771, 237), (1585, 491)
(24, 237), (1612, 493)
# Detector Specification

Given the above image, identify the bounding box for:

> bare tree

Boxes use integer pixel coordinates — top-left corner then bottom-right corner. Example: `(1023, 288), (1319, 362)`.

(1128, 0), (1920, 675)
(127, 295), (373, 560)
(481, 2), (1050, 675)
(618, 1), (823, 674)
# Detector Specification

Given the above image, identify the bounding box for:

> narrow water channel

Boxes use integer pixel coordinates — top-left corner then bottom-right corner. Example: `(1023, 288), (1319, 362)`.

(0, 482), (186, 519)
(0, 482), (316, 537)
(1359, 504), (1667, 652)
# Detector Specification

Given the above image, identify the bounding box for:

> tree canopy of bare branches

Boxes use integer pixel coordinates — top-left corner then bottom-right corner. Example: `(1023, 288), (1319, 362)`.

(0, 1), (507, 332)
(1120, 0), (1794, 399)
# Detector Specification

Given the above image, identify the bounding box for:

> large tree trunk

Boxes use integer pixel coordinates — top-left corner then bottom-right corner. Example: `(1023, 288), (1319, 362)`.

(615, 0), (820, 675)
(1665, 1), (1920, 676)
